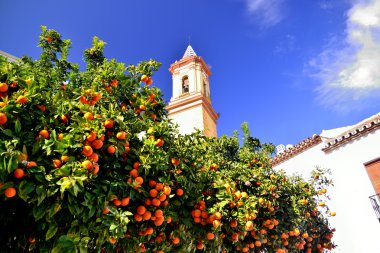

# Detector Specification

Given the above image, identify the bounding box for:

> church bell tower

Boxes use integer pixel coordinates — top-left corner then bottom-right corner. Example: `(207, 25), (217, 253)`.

(166, 45), (218, 137)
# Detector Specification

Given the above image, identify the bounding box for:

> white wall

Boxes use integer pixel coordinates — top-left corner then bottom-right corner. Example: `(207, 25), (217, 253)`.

(168, 105), (204, 135)
(274, 129), (380, 253)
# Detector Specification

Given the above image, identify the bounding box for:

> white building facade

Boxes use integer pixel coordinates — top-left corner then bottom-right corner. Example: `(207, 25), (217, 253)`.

(272, 113), (380, 253)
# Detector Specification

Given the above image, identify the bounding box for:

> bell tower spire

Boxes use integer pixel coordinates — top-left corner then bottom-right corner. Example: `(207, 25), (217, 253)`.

(166, 45), (218, 137)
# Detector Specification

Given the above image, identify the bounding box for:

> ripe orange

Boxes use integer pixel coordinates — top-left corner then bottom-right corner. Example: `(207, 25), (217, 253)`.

(230, 220), (238, 228)
(91, 164), (100, 175)
(212, 220), (221, 228)
(60, 114), (69, 123)
(134, 213), (143, 222)
(154, 209), (163, 218)
(57, 133), (64, 140)
(158, 194), (166, 202)
(143, 211), (152, 220)
(4, 187), (16, 198)
(102, 207), (110, 214)
(149, 189), (158, 198)
(196, 243), (204, 250)
(155, 183), (164, 191)
(137, 205), (146, 215)
(207, 232), (215, 240)
(107, 145), (116, 154)
(116, 131), (126, 140)
(0, 83), (8, 92)
(53, 159), (62, 168)
(61, 155), (70, 162)
(39, 129), (50, 139)
(171, 158), (180, 166)
(133, 161), (140, 170)
(245, 221), (254, 231)
(146, 77), (153, 86)
(87, 131), (97, 142)
(163, 185), (171, 195)
(129, 169), (139, 178)
(176, 188), (184, 196)
(113, 199), (121, 206)
(255, 241), (262, 247)
(121, 197), (130, 206)
(135, 176), (143, 185)
(151, 198), (161, 207)
(141, 75), (149, 82)
(27, 161), (37, 168)
(109, 237), (117, 244)
(0, 102), (6, 108)
(172, 237), (180, 244)
(81, 160), (93, 170)
(91, 139), (103, 149)
(89, 153), (99, 163)
(14, 168), (25, 178)
(83, 112), (94, 120)
(82, 145), (93, 157)
(16, 95), (27, 104)
(104, 119), (114, 129)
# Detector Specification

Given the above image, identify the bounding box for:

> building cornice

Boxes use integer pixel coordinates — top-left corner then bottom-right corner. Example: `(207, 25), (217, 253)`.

(322, 114), (380, 153)
(271, 135), (322, 167)
(166, 93), (219, 123)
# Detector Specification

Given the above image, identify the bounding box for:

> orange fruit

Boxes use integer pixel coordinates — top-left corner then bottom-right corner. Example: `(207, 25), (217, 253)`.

(154, 209), (163, 217)
(0, 112), (8, 125)
(89, 153), (99, 163)
(172, 237), (180, 245)
(113, 199), (121, 206)
(121, 197), (130, 206)
(135, 176), (143, 185)
(176, 188), (184, 196)
(91, 139), (103, 149)
(196, 243), (204, 250)
(27, 161), (37, 168)
(4, 187), (16, 198)
(87, 131), (97, 142)
(143, 211), (152, 220)
(57, 133), (64, 140)
(83, 112), (94, 120)
(230, 220), (238, 228)
(150, 189), (158, 198)
(151, 198), (161, 207)
(155, 183), (164, 191)
(61, 155), (70, 162)
(163, 185), (171, 195)
(214, 212), (222, 220)
(53, 159), (62, 168)
(82, 145), (93, 157)
(0, 83), (8, 92)
(109, 237), (117, 244)
(171, 158), (180, 166)
(92, 164), (100, 175)
(141, 75), (149, 82)
(158, 194), (166, 202)
(255, 241), (261, 247)
(39, 130), (50, 139)
(207, 232), (215, 240)
(60, 114), (69, 123)
(102, 207), (110, 214)
(149, 180), (157, 188)
(14, 168), (25, 178)
(107, 145), (116, 154)
(81, 160), (93, 170)
(116, 131), (126, 140)
(133, 161), (140, 170)
(137, 205), (146, 215)
(0, 102), (6, 108)
(129, 169), (139, 178)
(16, 95), (27, 104)
(146, 77), (153, 86)
(104, 119), (114, 129)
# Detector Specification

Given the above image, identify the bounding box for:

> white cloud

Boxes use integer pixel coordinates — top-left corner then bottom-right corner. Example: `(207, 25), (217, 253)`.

(307, 0), (380, 110)
(245, 0), (284, 27)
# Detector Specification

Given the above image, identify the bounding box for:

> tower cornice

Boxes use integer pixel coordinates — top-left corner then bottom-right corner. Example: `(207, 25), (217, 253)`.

(169, 56), (211, 76)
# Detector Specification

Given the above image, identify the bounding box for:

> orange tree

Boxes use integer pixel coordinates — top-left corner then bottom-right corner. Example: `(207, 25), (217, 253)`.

(0, 27), (335, 253)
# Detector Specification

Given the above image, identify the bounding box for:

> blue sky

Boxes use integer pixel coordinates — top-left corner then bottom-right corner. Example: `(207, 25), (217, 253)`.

(1, 0), (380, 147)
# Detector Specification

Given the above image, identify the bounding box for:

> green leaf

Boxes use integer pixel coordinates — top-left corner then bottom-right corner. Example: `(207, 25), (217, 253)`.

(6, 155), (18, 174)
(2, 129), (13, 137)
(18, 181), (35, 201)
(33, 205), (46, 221)
(14, 119), (21, 134)
(46, 222), (58, 241)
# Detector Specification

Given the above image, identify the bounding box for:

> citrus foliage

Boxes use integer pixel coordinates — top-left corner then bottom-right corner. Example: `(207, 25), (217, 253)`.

(0, 27), (335, 253)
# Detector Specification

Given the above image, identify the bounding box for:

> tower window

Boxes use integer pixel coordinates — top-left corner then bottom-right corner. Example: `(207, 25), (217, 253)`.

(182, 76), (189, 94)
(203, 81), (209, 97)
